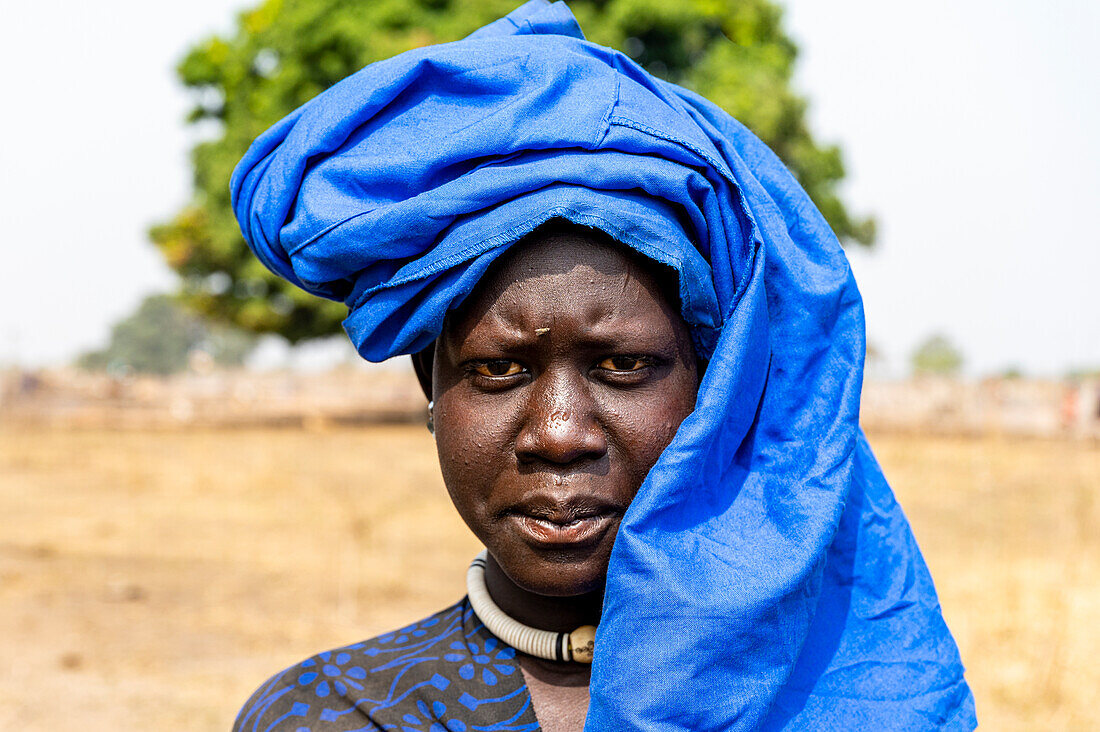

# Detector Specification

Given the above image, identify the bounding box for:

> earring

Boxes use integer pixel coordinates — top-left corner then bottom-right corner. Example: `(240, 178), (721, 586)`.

(426, 400), (434, 435)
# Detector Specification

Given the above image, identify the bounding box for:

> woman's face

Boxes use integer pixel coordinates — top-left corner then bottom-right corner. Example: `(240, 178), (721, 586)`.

(431, 230), (699, 597)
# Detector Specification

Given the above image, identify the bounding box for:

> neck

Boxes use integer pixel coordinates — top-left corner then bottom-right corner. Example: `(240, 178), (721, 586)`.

(483, 553), (604, 633)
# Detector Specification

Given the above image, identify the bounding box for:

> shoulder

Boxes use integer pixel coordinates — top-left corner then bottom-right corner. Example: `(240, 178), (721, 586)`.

(232, 599), (537, 732)
(231, 601), (465, 732)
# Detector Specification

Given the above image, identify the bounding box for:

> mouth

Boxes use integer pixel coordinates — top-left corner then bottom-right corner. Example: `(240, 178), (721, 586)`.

(504, 496), (622, 548)
(510, 513), (614, 546)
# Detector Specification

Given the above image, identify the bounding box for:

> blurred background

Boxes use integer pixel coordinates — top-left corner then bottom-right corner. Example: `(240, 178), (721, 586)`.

(1, 0), (1097, 729)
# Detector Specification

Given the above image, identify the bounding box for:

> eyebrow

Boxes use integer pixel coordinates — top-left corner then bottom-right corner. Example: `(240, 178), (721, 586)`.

(462, 317), (679, 356)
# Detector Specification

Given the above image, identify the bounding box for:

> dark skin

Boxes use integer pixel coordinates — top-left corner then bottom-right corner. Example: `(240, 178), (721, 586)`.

(413, 228), (699, 722)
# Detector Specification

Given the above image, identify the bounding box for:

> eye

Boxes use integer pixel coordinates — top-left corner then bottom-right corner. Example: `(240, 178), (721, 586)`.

(472, 360), (524, 377)
(596, 355), (650, 372)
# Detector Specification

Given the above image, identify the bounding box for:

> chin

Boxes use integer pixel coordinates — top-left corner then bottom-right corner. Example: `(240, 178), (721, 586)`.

(501, 546), (611, 598)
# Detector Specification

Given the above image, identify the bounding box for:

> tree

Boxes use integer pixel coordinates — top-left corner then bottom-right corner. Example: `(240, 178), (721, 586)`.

(153, 0), (875, 342)
(77, 295), (258, 375)
(910, 334), (963, 377)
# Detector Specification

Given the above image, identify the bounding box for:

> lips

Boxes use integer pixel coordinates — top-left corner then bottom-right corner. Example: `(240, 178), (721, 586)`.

(511, 513), (614, 546)
(504, 494), (622, 548)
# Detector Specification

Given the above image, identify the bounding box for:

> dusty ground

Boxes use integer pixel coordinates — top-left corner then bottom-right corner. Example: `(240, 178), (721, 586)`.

(0, 425), (1096, 730)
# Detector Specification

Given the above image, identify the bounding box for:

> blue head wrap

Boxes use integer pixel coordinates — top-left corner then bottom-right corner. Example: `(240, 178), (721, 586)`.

(231, 2), (976, 728)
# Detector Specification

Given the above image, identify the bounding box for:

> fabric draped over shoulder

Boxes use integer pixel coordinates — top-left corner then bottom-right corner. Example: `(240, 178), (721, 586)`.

(231, 2), (976, 729)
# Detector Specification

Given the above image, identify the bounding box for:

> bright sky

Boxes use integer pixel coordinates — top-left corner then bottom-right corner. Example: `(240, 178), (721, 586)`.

(2, 0), (1097, 376)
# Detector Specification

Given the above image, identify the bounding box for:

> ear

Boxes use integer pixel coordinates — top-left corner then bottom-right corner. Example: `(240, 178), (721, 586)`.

(410, 342), (435, 401)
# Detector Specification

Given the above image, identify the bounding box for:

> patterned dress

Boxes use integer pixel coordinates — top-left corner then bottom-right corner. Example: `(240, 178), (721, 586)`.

(233, 598), (540, 732)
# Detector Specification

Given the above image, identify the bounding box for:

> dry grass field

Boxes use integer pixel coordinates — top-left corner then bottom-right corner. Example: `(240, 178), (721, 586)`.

(0, 424), (1096, 730)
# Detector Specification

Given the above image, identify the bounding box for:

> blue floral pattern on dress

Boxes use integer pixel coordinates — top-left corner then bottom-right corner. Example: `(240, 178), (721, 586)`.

(396, 699), (467, 732)
(445, 637), (517, 687)
(233, 599), (539, 732)
(296, 650), (369, 698)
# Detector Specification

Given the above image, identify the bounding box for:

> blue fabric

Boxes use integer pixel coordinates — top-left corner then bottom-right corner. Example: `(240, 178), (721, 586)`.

(231, 2), (976, 729)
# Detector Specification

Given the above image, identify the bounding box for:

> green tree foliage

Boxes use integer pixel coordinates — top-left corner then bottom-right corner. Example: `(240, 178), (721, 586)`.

(77, 295), (258, 375)
(154, 0), (875, 342)
(910, 334), (964, 377)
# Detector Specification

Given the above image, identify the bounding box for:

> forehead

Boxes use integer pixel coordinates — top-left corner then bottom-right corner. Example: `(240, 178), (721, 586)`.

(449, 230), (680, 334)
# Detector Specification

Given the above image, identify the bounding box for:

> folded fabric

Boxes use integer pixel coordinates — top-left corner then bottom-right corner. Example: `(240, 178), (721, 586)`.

(232, 1), (976, 728)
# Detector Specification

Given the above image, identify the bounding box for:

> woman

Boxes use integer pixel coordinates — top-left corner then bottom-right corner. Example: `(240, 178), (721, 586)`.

(231, 1), (976, 730)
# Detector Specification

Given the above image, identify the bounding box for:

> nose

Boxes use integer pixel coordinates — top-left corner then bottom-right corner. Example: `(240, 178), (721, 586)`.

(515, 368), (607, 465)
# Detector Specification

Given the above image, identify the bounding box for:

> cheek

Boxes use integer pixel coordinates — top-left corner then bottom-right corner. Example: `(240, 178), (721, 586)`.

(432, 396), (514, 511)
(608, 376), (698, 485)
